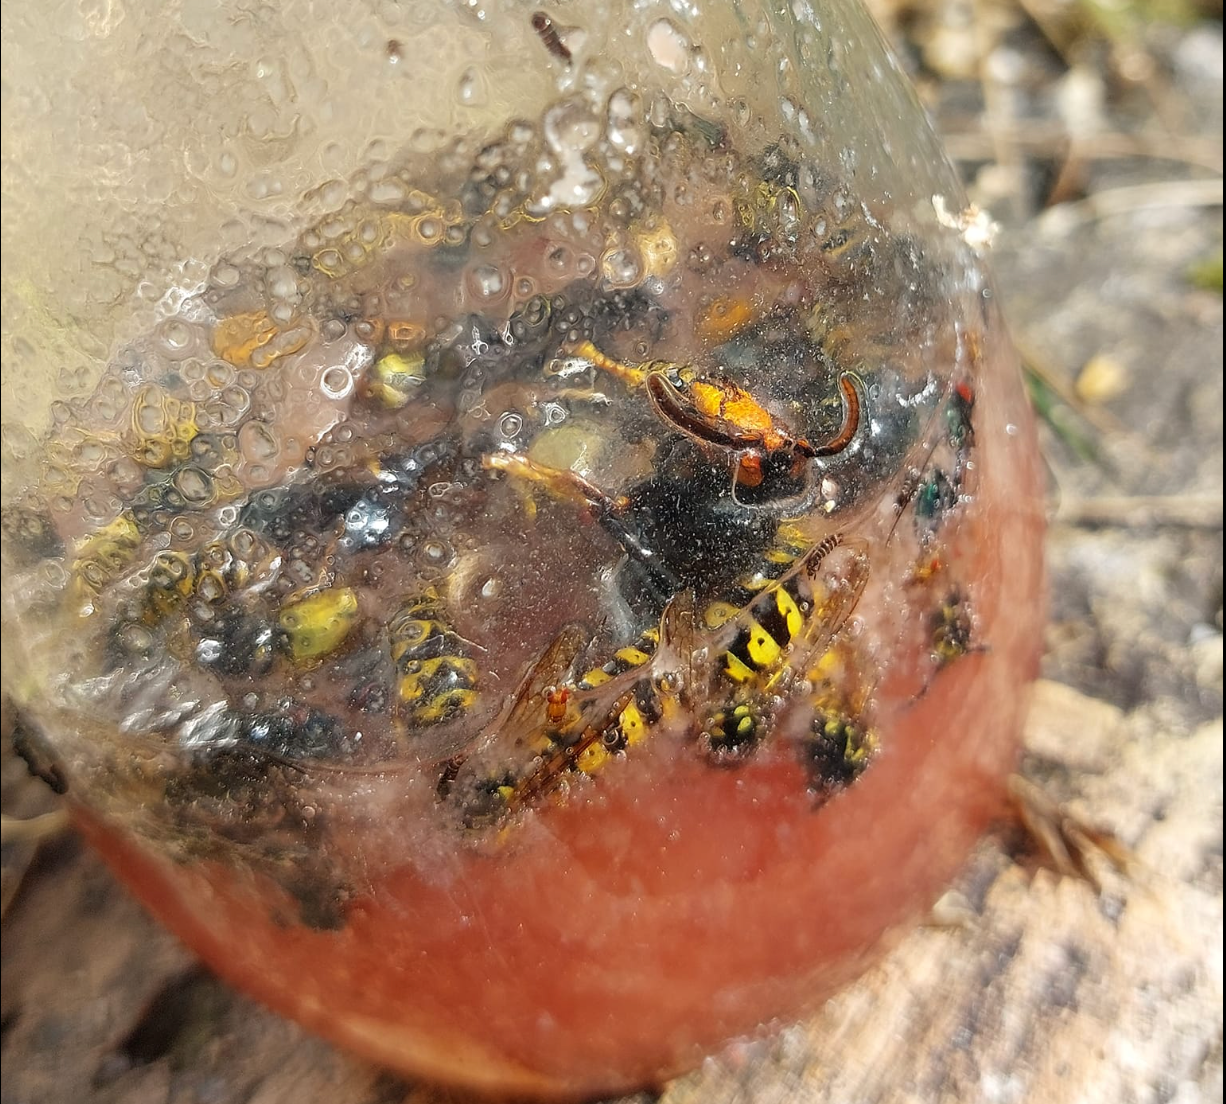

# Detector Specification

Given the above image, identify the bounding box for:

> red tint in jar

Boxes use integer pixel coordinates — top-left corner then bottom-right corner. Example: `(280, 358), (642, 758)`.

(2, 0), (1044, 1097)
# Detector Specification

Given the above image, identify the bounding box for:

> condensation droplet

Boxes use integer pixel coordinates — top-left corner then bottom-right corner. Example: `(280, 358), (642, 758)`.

(268, 266), (299, 300)
(239, 421), (279, 463)
(467, 264), (507, 302)
(606, 89), (645, 154)
(196, 639), (224, 664)
(420, 540), (453, 566)
(543, 101), (602, 156)
(601, 247), (642, 288)
(457, 67), (487, 107)
(647, 19), (691, 73)
(160, 320), (193, 352)
(320, 366), (354, 399)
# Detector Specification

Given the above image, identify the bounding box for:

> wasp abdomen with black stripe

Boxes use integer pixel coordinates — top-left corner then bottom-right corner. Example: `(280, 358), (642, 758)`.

(388, 590), (479, 728)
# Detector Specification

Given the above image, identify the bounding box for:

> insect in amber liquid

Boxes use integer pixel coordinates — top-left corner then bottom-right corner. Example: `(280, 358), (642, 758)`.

(2, 1), (1045, 1096)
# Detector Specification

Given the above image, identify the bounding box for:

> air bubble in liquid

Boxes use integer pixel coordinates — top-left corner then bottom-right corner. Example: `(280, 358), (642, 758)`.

(647, 20), (691, 73)
(601, 247), (642, 288)
(467, 264), (507, 302)
(420, 540), (453, 567)
(320, 366), (354, 399)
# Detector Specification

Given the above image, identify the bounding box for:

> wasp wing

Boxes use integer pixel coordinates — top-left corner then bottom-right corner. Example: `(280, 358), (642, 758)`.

(491, 622), (592, 754)
(691, 534), (871, 689)
(787, 536), (871, 678)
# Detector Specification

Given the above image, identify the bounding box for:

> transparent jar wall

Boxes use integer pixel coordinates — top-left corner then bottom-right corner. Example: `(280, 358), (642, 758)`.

(1, 0), (1044, 1098)
(2, 0), (960, 436)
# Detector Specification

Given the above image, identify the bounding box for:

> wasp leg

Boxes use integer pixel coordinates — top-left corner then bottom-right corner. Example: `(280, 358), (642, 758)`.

(565, 340), (651, 386)
(483, 452), (681, 599)
(809, 373), (863, 457)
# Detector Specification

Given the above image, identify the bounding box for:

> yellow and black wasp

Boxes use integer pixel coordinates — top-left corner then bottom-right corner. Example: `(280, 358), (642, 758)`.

(436, 338), (878, 823)
(441, 528), (873, 826)
(388, 589), (480, 729)
(561, 340), (862, 499)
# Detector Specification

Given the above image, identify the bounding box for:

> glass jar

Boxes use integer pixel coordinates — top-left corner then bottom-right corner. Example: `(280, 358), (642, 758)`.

(1, 0), (1044, 1096)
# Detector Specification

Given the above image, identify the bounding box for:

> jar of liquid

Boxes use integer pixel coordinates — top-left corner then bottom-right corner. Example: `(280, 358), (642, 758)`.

(1, 0), (1045, 1095)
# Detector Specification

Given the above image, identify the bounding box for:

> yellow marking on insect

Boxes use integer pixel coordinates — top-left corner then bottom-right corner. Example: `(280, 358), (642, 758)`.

(696, 297), (756, 342)
(762, 667), (791, 695)
(576, 742), (611, 775)
(690, 381), (725, 420)
(703, 601), (739, 629)
(620, 702), (649, 746)
(809, 647), (844, 683)
(279, 586), (359, 662)
(686, 380), (789, 451)
(365, 351), (425, 410)
(722, 650), (756, 683)
(776, 587), (803, 640)
(846, 728), (877, 765)
(410, 685), (479, 725)
(399, 664), (478, 712)
(576, 701), (650, 776)
(615, 646), (652, 667)
(745, 624), (783, 667)
(211, 310), (277, 369)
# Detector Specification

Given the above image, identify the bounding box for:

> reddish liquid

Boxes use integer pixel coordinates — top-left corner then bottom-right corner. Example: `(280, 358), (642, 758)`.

(75, 324), (1042, 1097)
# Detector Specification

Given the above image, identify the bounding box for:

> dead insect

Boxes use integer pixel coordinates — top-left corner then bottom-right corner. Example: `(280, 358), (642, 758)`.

(444, 527), (871, 826)
(799, 706), (876, 802)
(388, 590), (480, 729)
(531, 12), (571, 63)
(564, 340), (862, 494)
(929, 589), (986, 668)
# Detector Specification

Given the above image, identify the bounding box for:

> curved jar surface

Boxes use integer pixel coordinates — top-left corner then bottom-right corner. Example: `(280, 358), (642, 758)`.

(1, 0), (1044, 1096)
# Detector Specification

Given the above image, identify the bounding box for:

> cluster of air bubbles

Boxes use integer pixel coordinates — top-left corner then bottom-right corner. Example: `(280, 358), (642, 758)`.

(420, 539), (454, 569)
